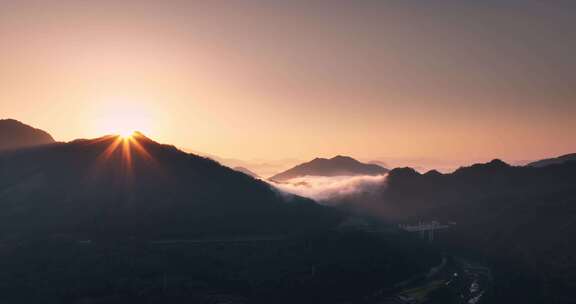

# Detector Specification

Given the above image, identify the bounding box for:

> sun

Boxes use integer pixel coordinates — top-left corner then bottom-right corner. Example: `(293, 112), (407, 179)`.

(118, 129), (136, 139)
(89, 99), (157, 139)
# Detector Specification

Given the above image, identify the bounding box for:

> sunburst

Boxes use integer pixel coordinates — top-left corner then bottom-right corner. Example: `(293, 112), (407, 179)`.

(118, 130), (136, 139)
(92, 132), (158, 186)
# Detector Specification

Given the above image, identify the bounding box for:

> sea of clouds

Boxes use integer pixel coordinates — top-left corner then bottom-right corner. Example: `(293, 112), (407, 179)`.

(269, 174), (388, 202)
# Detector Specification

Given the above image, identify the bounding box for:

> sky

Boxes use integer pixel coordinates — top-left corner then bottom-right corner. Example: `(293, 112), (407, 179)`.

(1, 0), (575, 167)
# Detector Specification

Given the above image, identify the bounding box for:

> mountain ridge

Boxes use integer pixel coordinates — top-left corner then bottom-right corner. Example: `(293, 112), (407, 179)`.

(374, 158), (576, 302)
(527, 153), (576, 168)
(233, 166), (260, 178)
(270, 155), (388, 181)
(0, 133), (340, 239)
(0, 119), (55, 151)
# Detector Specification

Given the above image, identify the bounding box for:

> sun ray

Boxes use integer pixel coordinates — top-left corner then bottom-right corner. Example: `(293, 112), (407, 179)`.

(129, 136), (154, 161)
(89, 132), (162, 187)
(121, 136), (134, 183)
(98, 136), (123, 162)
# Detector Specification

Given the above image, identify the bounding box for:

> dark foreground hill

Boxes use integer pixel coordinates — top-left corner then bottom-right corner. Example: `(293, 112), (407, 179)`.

(0, 132), (338, 239)
(376, 159), (576, 304)
(270, 155), (388, 182)
(0, 119), (55, 151)
(0, 133), (440, 304)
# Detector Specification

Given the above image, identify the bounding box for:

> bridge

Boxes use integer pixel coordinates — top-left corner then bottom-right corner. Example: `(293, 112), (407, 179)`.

(398, 221), (451, 242)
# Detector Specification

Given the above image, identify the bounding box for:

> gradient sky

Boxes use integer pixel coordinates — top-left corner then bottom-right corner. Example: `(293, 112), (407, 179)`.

(1, 0), (575, 165)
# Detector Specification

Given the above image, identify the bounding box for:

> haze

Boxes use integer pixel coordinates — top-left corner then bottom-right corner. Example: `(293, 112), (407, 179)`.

(1, 0), (575, 165)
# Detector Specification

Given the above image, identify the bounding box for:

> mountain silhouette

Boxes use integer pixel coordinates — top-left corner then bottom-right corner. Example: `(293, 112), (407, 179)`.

(377, 159), (576, 303)
(0, 132), (340, 239)
(0, 119), (55, 151)
(381, 158), (576, 218)
(233, 166), (260, 178)
(0, 133), (440, 304)
(526, 152), (576, 168)
(270, 155), (388, 182)
(186, 149), (301, 178)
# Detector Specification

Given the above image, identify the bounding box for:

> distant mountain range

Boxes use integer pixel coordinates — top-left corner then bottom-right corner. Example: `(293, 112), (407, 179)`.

(233, 166), (260, 178)
(526, 153), (576, 168)
(270, 155), (388, 182)
(0, 119), (55, 151)
(183, 149), (301, 178)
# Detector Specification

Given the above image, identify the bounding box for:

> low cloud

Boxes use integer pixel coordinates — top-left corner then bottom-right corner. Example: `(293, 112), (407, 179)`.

(269, 175), (387, 202)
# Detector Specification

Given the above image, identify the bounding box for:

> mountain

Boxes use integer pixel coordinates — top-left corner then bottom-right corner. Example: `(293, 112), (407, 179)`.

(0, 119), (55, 151)
(270, 155), (388, 182)
(233, 166), (260, 178)
(0, 132), (339, 238)
(379, 158), (576, 221)
(526, 153), (576, 168)
(374, 159), (576, 303)
(0, 133), (440, 303)
(368, 160), (389, 168)
(183, 149), (302, 178)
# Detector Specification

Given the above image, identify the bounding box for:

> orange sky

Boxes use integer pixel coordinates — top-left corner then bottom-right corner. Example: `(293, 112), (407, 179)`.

(1, 1), (575, 165)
